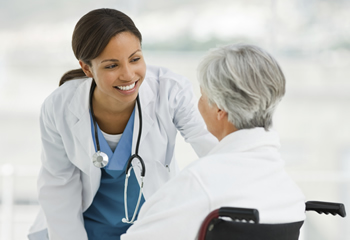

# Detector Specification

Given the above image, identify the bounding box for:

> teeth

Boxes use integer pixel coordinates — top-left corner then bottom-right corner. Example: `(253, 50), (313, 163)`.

(116, 82), (135, 91)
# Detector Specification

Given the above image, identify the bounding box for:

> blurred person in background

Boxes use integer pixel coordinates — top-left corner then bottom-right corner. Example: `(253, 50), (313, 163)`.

(28, 8), (217, 240)
(121, 44), (305, 240)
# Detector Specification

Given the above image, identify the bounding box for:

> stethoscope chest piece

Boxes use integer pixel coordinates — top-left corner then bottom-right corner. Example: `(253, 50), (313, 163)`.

(92, 151), (109, 168)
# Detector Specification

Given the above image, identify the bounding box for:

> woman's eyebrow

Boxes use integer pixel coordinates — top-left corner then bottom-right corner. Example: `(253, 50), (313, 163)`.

(100, 49), (141, 63)
(129, 49), (141, 58)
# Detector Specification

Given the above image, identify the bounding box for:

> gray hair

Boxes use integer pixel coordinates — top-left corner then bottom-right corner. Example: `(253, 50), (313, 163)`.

(197, 44), (285, 130)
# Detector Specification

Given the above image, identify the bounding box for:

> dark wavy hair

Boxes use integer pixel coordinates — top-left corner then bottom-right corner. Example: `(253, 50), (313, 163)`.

(59, 8), (142, 86)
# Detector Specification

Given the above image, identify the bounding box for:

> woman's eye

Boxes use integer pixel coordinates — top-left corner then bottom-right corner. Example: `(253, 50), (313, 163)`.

(105, 64), (117, 69)
(131, 57), (140, 62)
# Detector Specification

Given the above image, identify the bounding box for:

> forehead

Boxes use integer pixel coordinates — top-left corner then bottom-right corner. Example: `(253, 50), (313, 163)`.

(97, 32), (141, 59)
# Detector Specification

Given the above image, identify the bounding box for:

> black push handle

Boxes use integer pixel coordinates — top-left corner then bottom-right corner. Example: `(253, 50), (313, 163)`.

(306, 201), (346, 217)
(219, 207), (260, 223)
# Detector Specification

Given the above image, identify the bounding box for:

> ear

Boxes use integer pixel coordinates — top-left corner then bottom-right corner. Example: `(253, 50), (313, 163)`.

(217, 108), (227, 121)
(79, 60), (94, 78)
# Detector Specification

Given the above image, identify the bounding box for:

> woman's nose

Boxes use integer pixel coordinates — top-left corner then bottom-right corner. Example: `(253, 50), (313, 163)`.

(119, 64), (135, 81)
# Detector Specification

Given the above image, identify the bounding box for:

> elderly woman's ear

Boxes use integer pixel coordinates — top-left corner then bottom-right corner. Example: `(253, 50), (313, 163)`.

(216, 108), (227, 121)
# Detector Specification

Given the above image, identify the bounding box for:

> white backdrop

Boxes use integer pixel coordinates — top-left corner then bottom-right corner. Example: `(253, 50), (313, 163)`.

(1, 0), (349, 239)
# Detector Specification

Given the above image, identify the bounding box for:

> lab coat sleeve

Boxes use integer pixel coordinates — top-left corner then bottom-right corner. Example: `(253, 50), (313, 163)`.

(120, 170), (210, 240)
(171, 77), (218, 157)
(37, 101), (88, 240)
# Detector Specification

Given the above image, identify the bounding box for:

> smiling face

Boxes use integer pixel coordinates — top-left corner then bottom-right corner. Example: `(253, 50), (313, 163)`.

(80, 31), (146, 110)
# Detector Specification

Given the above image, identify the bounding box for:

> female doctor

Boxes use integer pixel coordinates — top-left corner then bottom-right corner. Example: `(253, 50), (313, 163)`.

(28, 8), (217, 240)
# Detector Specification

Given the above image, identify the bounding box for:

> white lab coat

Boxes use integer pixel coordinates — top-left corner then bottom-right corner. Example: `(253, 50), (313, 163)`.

(28, 65), (218, 240)
(121, 128), (306, 240)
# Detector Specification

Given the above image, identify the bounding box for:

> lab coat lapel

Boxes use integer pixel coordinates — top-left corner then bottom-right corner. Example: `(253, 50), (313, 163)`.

(131, 79), (154, 155)
(68, 79), (97, 176)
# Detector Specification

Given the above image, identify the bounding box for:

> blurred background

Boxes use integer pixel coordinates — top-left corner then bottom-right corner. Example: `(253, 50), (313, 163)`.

(0, 0), (349, 239)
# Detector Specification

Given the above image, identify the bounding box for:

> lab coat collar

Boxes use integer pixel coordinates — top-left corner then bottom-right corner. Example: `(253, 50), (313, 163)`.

(67, 76), (155, 175)
(207, 127), (281, 156)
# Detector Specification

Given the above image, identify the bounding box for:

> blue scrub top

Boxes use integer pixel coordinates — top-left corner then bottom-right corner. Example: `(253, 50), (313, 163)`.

(84, 108), (145, 240)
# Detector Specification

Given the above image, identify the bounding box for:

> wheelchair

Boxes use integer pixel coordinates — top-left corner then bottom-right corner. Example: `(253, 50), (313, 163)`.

(198, 201), (346, 240)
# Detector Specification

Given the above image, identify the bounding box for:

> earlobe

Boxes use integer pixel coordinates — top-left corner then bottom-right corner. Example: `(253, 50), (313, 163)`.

(79, 60), (93, 78)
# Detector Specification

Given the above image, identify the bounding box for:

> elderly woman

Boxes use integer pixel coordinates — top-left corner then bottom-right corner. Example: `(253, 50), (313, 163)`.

(121, 44), (305, 240)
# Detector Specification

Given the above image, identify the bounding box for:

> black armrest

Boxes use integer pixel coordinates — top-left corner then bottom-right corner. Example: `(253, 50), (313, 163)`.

(306, 201), (346, 217)
(219, 207), (260, 223)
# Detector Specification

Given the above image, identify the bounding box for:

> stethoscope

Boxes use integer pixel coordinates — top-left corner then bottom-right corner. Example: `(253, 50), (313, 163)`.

(89, 81), (146, 224)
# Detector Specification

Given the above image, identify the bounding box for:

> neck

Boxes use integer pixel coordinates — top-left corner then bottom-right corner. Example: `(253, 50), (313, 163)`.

(93, 87), (136, 115)
(216, 121), (238, 142)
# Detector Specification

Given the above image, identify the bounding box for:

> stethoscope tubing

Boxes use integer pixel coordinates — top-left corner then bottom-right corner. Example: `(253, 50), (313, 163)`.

(125, 94), (145, 177)
(89, 81), (102, 152)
